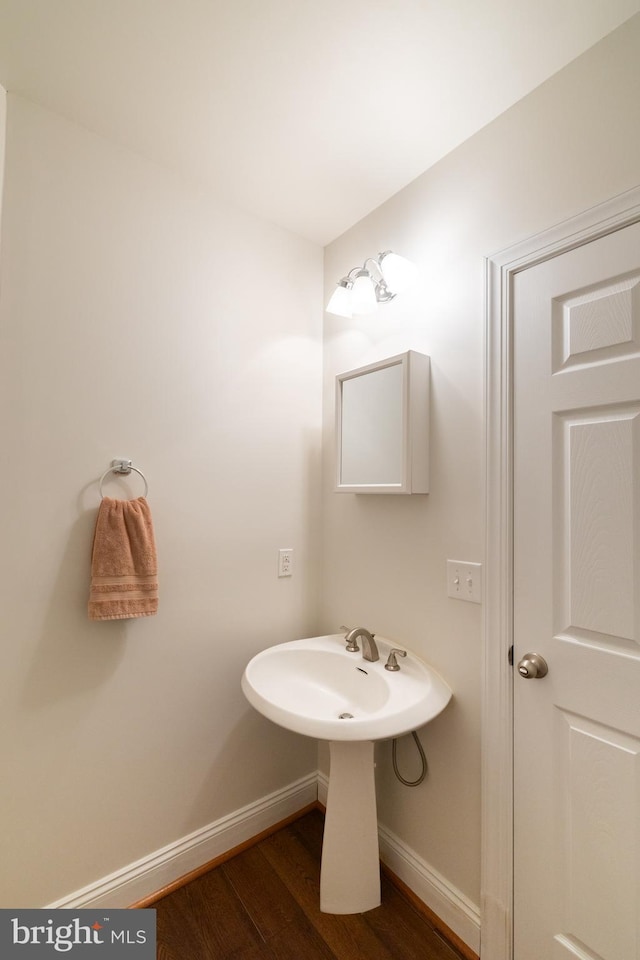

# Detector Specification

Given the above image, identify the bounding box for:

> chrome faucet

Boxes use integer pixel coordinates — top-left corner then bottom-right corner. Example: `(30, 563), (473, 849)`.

(342, 626), (379, 662)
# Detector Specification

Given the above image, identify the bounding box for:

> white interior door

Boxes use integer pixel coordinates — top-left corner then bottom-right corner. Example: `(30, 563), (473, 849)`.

(513, 220), (640, 960)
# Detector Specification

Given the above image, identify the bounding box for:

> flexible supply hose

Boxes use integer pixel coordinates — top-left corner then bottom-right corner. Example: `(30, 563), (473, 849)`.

(392, 730), (428, 786)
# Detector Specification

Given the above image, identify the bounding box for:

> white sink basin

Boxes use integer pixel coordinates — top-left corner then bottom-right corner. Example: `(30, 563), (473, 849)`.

(241, 633), (452, 741)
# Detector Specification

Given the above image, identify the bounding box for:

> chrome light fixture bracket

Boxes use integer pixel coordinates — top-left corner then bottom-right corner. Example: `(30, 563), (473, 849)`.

(326, 250), (415, 317)
(361, 256), (397, 304)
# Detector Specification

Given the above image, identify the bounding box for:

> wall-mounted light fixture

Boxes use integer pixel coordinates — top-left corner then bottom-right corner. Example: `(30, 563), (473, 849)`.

(326, 251), (417, 318)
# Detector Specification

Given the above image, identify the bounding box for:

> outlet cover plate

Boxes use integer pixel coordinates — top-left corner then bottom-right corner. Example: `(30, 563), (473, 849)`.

(278, 548), (293, 578)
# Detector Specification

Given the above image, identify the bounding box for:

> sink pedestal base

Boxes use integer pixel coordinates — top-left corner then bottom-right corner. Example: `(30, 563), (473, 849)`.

(320, 740), (381, 914)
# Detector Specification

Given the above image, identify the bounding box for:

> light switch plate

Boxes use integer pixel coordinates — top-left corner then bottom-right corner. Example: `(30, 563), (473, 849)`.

(447, 560), (482, 603)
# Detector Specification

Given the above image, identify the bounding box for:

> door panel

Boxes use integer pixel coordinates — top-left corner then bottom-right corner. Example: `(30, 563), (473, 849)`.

(559, 407), (639, 644)
(557, 712), (640, 960)
(513, 221), (640, 960)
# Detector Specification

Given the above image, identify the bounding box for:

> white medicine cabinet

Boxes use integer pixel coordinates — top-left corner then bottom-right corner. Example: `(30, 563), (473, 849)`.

(335, 350), (430, 494)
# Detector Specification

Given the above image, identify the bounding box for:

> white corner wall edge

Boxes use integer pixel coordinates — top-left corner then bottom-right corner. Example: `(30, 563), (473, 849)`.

(47, 773), (318, 910)
(318, 773), (480, 955)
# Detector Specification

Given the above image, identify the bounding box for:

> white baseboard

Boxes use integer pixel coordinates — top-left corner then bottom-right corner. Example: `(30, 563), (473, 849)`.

(319, 770), (480, 955)
(317, 769), (329, 807)
(378, 823), (481, 956)
(48, 768), (480, 956)
(47, 773), (319, 909)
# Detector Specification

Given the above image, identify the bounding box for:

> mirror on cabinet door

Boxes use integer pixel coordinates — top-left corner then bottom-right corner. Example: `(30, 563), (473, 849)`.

(335, 351), (429, 494)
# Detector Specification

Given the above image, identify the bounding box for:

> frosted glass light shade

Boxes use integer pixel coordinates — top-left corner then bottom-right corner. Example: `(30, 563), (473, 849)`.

(326, 282), (353, 318)
(379, 252), (417, 294)
(351, 272), (377, 314)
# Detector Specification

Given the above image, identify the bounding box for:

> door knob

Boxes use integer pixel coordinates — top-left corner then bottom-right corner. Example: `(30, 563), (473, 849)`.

(517, 652), (548, 679)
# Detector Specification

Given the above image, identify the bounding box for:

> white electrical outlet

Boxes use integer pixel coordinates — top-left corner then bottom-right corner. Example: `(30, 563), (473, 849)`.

(278, 548), (293, 578)
(447, 560), (482, 603)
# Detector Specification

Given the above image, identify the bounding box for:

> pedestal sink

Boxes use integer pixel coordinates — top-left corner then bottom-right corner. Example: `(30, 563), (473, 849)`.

(241, 633), (452, 914)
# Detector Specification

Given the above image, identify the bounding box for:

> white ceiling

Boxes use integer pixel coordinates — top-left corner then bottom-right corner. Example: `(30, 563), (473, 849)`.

(0, 0), (638, 245)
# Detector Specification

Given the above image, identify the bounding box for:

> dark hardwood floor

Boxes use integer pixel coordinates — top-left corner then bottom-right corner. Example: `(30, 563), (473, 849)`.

(155, 810), (466, 960)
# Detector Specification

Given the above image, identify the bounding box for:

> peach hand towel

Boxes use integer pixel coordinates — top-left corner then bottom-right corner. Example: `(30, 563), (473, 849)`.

(88, 496), (158, 620)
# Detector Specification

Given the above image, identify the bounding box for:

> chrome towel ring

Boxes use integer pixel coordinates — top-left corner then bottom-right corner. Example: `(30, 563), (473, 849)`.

(99, 459), (149, 499)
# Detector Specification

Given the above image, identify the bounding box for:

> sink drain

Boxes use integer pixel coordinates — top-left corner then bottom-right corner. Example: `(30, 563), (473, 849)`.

(338, 712), (354, 719)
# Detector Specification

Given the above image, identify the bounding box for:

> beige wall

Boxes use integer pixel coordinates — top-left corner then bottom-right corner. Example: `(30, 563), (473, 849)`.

(321, 13), (640, 910)
(2, 9), (640, 927)
(0, 95), (323, 906)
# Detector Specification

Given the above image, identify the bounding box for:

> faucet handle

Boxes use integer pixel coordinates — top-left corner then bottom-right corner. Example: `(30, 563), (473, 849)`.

(385, 648), (407, 671)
